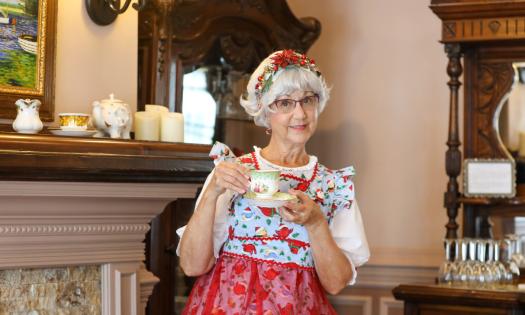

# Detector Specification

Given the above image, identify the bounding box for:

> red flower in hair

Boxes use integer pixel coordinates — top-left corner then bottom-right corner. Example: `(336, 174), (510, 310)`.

(255, 50), (320, 98)
(270, 50), (299, 70)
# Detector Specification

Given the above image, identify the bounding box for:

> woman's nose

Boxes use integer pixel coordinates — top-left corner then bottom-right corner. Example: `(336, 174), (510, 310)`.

(292, 102), (307, 118)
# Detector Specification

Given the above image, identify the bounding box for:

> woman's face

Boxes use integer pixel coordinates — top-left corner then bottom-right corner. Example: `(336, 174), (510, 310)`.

(267, 90), (319, 147)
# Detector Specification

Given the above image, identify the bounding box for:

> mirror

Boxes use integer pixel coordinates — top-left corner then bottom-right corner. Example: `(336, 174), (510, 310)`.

(498, 63), (525, 187)
(181, 68), (217, 145)
(181, 64), (267, 153)
(498, 62), (525, 157)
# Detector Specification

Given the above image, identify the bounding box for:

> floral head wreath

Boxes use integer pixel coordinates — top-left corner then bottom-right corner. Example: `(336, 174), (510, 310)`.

(254, 49), (321, 100)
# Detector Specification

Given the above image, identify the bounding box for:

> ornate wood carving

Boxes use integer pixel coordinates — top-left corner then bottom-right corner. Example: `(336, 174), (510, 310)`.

(138, 0), (321, 109)
(431, 0), (525, 42)
(441, 17), (525, 42)
(471, 62), (514, 158)
(431, 0), (525, 20)
(444, 43), (463, 239)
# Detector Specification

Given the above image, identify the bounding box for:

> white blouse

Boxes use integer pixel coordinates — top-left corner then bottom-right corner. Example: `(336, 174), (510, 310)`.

(176, 147), (370, 285)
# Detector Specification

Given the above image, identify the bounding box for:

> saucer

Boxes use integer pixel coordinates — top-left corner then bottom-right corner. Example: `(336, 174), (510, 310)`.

(244, 192), (298, 208)
(48, 128), (97, 137)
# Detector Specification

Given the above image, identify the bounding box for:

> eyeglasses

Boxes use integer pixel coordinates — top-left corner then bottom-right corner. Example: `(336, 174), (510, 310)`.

(268, 94), (319, 114)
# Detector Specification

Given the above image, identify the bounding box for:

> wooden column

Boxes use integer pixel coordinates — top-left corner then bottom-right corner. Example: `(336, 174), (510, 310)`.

(444, 43), (463, 239)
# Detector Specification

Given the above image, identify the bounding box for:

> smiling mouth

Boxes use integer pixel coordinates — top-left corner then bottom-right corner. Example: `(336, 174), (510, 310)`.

(289, 124), (307, 130)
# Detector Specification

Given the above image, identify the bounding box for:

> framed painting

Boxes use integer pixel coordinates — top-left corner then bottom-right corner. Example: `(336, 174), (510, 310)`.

(0, 0), (56, 121)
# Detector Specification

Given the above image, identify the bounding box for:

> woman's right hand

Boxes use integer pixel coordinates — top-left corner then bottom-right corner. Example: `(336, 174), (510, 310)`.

(209, 161), (251, 195)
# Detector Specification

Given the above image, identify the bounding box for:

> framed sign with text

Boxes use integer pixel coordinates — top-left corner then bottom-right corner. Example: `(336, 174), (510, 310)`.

(463, 159), (516, 198)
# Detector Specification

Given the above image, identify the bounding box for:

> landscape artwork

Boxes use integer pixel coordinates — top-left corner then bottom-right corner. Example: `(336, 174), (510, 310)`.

(0, 0), (41, 93)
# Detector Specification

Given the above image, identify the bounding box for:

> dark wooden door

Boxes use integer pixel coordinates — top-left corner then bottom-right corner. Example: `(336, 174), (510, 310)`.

(145, 198), (197, 315)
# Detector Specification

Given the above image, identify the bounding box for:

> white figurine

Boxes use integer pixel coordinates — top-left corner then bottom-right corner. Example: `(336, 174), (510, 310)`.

(91, 94), (132, 139)
(12, 99), (43, 134)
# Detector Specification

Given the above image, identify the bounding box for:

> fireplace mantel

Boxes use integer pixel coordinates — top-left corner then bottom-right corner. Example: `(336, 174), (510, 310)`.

(0, 131), (212, 182)
(0, 131), (213, 315)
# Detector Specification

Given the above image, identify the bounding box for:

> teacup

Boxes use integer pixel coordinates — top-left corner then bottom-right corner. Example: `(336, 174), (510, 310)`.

(58, 113), (90, 130)
(250, 170), (280, 198)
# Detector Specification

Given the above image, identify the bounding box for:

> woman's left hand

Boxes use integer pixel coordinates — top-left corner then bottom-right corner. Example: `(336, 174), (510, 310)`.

(280, 189), (325, 229)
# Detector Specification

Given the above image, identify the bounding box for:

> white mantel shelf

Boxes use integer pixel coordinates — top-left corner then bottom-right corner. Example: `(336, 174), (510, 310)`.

(0, 180), (202, 315)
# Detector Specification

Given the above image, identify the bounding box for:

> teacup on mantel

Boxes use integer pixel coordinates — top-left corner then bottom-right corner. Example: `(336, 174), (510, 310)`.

(58, 113), (90, 130)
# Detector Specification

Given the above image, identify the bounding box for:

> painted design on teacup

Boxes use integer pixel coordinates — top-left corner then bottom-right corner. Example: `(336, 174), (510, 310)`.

(59, 113), (90, 130)
(250, 170), (280, 198)
(252, 182), (270, 194)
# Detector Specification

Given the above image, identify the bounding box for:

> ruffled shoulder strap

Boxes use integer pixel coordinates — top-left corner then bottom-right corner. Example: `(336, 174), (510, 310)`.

(209, 142), (237, 165)
(334, 166), (356, 183)
(328, 166), (356, 221)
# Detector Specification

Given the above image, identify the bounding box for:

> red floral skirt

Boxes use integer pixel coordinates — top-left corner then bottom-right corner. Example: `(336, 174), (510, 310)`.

(182, 253), (337, 315)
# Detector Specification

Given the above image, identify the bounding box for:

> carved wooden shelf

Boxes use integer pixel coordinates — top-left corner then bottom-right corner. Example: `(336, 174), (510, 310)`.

(459, 196), (525, 206)
(0, 131), (213, 183)
(430, 0), (525, 43)
(458, 185), (525, 208)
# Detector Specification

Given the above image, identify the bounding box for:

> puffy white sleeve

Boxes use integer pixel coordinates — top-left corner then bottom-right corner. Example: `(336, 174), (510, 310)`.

(175, 142), (237, 258)
(175, 170), (234, 258)
(329, 199), (370, 285)
(328, 166), (370, 285)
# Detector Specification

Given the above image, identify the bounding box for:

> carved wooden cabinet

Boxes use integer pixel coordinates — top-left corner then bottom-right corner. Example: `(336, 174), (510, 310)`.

(138, 1), (321, 314)
(429, 0), (525, 240)
(393, 0), (525, 314)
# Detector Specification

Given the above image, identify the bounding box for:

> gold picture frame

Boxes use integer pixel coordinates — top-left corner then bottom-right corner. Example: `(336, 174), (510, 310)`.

(0, 0), (57, 121)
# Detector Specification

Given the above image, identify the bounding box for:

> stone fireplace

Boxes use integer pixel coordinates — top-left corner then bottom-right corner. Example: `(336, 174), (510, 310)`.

(0, 132), (212, 315)
(0, 180), (200, 315)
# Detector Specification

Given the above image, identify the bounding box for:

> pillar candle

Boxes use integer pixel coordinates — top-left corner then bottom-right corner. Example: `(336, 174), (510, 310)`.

(145, 104), (169, 113)
(161, 112), (184, 143)
(134, 111), (160, 141)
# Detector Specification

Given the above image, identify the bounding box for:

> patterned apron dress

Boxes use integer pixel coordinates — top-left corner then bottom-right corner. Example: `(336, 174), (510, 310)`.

(183, 145), (355, 315)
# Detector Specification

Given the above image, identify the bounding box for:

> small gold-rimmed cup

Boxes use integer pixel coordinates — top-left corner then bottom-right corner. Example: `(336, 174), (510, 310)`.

(58, 113), (90, 130)
(250, 170), (280, 198)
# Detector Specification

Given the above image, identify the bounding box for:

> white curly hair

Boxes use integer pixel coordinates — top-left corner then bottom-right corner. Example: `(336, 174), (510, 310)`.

(239, 50), (330, 128)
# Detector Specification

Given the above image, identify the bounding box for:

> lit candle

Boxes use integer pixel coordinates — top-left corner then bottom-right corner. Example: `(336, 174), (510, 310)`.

(134, 111), (160, 141)
(161, 112), (184, 143)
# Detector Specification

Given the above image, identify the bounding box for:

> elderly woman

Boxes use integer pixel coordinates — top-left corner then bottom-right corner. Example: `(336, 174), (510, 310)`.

(177, 49), (369, 314)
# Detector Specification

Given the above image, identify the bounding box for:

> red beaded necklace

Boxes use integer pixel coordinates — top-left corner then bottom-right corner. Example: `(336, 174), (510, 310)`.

(250, 151), (318, 192)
